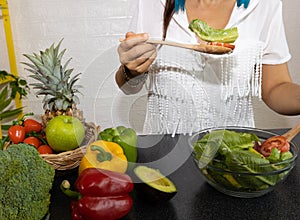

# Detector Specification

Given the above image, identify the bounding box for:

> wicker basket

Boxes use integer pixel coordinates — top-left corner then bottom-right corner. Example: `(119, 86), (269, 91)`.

(41, 121), (100, 170)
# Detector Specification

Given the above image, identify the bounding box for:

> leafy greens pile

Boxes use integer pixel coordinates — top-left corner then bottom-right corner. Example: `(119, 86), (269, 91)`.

(193, 130), (294, 191)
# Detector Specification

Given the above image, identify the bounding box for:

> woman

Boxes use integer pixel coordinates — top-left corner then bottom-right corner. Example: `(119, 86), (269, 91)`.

(116, 0), (300, 135)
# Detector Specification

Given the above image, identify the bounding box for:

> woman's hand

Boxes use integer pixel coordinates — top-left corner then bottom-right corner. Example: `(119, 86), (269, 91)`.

(116, 32), (157, 94)
(118, 32), (157, 76)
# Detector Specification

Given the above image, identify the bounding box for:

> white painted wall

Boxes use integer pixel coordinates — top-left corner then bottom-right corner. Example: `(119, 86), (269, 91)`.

(1, 0), (300, 134)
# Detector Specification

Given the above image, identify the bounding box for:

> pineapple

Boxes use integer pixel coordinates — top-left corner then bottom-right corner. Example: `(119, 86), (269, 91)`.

(22, 39), (84, 126)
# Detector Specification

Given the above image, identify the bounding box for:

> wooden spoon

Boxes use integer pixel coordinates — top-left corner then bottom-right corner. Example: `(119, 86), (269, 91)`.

(281, 122), (300, 142)
(146, 39), (233, 55)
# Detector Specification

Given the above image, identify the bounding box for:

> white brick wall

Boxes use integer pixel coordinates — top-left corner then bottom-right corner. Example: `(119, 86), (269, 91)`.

(1, 0), (300, 133)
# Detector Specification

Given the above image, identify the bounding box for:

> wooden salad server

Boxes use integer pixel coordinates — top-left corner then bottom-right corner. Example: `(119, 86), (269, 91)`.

(280, 121), (300, 142)
(145, 39), (233, 55)
(119, 38), (233, 55)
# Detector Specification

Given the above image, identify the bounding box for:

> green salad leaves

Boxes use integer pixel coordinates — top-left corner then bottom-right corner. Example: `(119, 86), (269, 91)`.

(193, 130), (294, 191)
(189, 19), (239, 43)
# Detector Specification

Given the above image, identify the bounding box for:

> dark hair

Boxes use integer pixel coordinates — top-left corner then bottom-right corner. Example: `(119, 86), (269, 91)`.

(163, 0), (175, 40)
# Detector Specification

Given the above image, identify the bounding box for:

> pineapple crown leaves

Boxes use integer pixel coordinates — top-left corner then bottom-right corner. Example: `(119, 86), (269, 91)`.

(21, 39), (83, 111)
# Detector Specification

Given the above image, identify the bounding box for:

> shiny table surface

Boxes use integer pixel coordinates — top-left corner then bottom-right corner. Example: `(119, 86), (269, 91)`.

(50, 129), (300, 220)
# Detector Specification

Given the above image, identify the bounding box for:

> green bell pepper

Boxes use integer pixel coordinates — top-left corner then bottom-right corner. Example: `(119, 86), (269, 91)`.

(98, 126), (137, 170)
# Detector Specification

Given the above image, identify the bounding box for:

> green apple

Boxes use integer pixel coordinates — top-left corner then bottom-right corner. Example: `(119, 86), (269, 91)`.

(45, 115), (85, 152)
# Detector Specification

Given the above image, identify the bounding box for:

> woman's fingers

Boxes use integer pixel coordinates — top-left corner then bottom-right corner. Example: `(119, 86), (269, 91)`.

(125, 31), (135, 38)
(125, 32), (146, 40)
(118, 32), (157, 74)
(121, 43), (156, 63)
(119, 33), (149, 50)
(126, 49), (157, 73)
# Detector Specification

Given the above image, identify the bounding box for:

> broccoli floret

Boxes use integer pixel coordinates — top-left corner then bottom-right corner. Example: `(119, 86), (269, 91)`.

(0, 143), (55, 220)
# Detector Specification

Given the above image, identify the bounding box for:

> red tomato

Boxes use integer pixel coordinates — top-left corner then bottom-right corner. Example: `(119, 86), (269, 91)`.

(8, 125), (26, 144)
(23, 136), (42, 149)
(38, 145), (54, 154)
(259, 136), (290, 157)
(23, 119), (43, 134)
(207, 42), (236, 50)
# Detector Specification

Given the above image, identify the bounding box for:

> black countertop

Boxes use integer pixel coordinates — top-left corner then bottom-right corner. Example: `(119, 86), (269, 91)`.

(50, 129), (300, 220)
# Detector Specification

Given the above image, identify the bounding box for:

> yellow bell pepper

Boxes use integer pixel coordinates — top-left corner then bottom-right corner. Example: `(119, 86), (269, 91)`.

(78, 140), (128, 175)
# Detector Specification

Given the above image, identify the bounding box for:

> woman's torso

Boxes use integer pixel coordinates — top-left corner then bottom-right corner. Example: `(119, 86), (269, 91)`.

(133, 0), (290, 134)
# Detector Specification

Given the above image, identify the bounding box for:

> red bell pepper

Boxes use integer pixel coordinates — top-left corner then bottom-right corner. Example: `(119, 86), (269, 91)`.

(61, 168), (134, 220)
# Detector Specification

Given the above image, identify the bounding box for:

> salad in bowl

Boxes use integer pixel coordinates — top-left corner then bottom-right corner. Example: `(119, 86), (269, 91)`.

(189, 127), (299, 198)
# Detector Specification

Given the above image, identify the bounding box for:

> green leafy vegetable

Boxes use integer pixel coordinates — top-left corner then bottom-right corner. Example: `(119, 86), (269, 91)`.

(267, 148), (281, 163)
(281, 151), (293, 161)
(193, 130), (294, 191)
(226, 150), (279, 186)
(189, 19), (239, 43)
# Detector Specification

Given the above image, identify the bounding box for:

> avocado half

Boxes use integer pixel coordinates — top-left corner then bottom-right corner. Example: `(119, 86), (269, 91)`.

(133, 165), (177, 203)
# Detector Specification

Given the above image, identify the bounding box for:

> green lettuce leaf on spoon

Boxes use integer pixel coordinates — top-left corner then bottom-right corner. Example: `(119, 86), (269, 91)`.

(189, 19), (239, 43)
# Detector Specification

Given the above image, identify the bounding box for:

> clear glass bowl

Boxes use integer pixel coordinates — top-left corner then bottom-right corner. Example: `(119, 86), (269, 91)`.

(188, 127), (299, 198)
